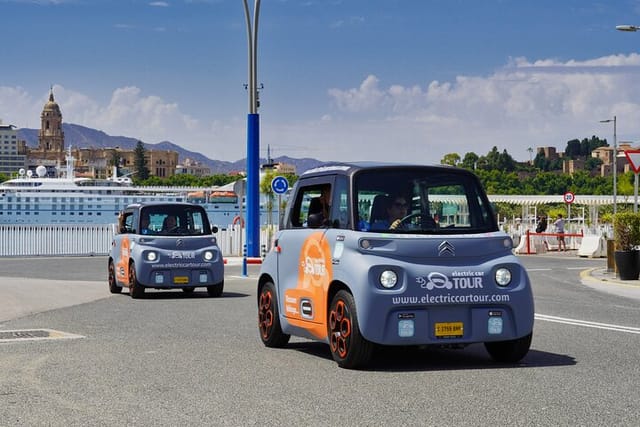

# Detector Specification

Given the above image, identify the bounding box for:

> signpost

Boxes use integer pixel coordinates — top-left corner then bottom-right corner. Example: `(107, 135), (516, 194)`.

(563, 191), (575, 218)
(624, 150), (640, 212)
(271, 176), (289, 227)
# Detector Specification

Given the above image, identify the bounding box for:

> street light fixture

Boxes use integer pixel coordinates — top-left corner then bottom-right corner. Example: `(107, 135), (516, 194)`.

(616, 25), (640, 32)
(242, 0), (261, 258)
(600, 117), (617, 214)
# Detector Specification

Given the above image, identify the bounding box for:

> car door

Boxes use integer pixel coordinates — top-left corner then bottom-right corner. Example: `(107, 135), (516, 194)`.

(275, 176), (338, 340)
(113, 209), (135, 285)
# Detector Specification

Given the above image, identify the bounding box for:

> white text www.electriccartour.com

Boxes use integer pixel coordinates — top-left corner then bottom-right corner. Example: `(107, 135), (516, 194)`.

(392, 293), (510, 305)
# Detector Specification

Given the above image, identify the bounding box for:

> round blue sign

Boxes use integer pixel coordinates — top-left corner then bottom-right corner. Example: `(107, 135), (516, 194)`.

(271, 176), (289, 194)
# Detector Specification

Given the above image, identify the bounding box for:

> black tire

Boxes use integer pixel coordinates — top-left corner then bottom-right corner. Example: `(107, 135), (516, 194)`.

(257, 282), (290, 348)
(484, 333), (532, 363)
(207, 281), (224, 298)
(182, 287), (195, 293)
(129, 262), (145, 299)
(328, 290), (374, 369)
(108, 261), (122, 294)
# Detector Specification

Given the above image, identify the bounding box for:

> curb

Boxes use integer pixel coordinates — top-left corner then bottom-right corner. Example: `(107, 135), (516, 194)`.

(584, 267), (640, 288)
(223, 257), (262, 265)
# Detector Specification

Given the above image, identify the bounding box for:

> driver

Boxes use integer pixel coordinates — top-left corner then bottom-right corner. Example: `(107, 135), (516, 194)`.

(371, 195), (408, 230)
(387, 195), (409, 230)
(162, 215), (177, 232)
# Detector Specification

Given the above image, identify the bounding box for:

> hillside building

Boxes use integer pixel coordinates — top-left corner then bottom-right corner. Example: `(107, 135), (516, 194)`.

(0, 121), (27, 176)
(176, 158), (211, 177)
(591, 143), (633, 177)
(23, 88), (179, 179)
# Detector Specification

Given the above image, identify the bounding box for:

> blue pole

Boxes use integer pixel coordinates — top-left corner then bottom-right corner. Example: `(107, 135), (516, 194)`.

(246, 113), (260, 257)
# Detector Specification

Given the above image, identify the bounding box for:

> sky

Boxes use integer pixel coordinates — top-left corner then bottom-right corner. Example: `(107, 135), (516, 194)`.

(3, 0), (640, 165)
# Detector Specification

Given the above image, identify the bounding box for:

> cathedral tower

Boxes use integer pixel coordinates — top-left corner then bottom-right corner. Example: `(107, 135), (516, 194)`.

(38, 87), (65, 153)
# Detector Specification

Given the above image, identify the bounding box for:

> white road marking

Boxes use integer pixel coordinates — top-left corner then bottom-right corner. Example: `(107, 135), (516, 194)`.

(535, 314), (640, 334)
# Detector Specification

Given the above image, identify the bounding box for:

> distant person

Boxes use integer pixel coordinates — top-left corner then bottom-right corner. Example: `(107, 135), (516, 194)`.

(554, 214), (566, 251)
(535, 216), (547, 233)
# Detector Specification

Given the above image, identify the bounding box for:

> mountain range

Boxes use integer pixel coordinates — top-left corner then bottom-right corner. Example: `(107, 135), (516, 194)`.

(17, 123), (328, 174)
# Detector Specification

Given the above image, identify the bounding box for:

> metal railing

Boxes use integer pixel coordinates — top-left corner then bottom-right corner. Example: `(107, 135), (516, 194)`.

(0, 224), (276, 258)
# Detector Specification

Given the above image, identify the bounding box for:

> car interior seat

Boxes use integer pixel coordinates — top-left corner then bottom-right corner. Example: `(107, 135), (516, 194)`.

(369, 194), (390, 228)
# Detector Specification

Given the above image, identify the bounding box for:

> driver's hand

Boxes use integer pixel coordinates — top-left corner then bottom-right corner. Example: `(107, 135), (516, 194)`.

(389, 219), (402, 230)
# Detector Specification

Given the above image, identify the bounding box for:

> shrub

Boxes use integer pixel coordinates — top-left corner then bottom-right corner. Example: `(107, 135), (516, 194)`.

(613, 212), (640, 251)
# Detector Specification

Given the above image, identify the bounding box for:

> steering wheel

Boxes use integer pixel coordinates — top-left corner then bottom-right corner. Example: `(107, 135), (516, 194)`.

(166, 226), (186, 234)
(390, 213), (437, 230)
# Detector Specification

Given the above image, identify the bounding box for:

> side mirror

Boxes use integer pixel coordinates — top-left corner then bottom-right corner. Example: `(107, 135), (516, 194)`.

(211, 225), (219, 234)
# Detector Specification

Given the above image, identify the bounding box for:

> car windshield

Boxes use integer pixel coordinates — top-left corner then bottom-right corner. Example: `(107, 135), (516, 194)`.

(354, 167), (498, 234)
(140, 205), (211, 236)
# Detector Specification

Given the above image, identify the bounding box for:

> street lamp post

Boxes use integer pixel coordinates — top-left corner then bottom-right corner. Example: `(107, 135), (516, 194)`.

(242, 0), (261, 258)
(600, 117), (617, 214)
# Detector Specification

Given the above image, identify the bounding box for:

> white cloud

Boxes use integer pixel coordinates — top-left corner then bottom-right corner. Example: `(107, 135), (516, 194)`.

(323, 54), (640, 163)
(4, 53), (640, 164)
(0, 84), (247, 161)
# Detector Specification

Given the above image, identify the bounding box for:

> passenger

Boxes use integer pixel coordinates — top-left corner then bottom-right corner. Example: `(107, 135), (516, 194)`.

(140, 214), (152, 234)
(307, 186), (331, 227)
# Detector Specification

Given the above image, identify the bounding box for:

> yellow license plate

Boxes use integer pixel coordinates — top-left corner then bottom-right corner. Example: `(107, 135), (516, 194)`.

(173, 276), (189, 284)
(435, 322), (464, 338)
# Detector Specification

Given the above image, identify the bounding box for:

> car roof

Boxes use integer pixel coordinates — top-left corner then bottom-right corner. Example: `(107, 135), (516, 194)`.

(300, 162), (461, 179)
(124, 202), (201, 211)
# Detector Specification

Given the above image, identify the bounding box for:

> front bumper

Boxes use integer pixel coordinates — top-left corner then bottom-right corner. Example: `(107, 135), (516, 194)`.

(353, 258), (535, 346)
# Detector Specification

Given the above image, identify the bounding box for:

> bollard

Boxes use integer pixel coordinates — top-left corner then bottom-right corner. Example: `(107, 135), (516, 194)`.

(606, 239), (615, 272)
(242, 244), (248, 277)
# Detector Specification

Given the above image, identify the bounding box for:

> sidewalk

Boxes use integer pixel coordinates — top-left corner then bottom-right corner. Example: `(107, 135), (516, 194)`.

(520, 249), (640, 300)
(582, 266), (640, 301)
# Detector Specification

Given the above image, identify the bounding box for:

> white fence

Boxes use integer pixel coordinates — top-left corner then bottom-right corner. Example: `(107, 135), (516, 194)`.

(0, 224), (276, 258)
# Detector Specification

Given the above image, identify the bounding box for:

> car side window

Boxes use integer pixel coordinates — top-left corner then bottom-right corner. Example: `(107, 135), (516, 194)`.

(119, 212), (134, 234)
(331, 176), (349, 229)
(288, 184), (331, 228)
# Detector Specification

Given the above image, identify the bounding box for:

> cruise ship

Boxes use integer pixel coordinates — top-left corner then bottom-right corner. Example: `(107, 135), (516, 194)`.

(0, 152), (280, 228)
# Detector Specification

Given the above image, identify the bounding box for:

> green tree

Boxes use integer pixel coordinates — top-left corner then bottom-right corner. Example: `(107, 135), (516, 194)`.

(441, 153), (461, 167)
(461, 152), (479, 170)
(109, 151), (123, 177)
(134, 141), (150, 181)
(565, 139), (581, 158)
(585, 157), (602, 171)
(201, 174), (237, 187)
(166, 173), (199, 186)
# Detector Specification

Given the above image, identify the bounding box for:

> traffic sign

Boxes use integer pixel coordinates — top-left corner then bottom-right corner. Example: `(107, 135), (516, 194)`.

(563, 191), (575, 204)
(271, 176), (289, 194)
(624, 150), (640, 174)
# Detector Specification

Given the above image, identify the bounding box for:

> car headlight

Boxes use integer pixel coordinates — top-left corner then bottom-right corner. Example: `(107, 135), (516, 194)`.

(495, 268), (512, 287)
(203, 251), (214, 261)
(146, 251), (157, 262)
(380, 270), (398, 289)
